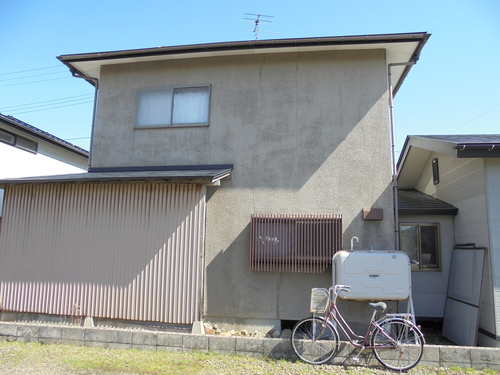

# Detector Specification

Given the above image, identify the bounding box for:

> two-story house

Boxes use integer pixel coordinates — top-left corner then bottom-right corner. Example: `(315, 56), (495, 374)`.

(0, 33), (430, 333)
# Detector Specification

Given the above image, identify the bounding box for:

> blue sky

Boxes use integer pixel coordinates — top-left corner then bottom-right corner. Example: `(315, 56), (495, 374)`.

(1, 0), (499, 154)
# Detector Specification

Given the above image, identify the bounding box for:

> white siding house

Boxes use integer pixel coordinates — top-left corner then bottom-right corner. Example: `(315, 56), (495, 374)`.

(398, 134), (500, 346)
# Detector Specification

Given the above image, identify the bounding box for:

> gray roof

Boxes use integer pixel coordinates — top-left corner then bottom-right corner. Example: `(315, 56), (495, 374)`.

(0, 165), (233, 186)
(398, 189), (458, 216)
(0, 113), (89, 158)
(399, 134), (500, 161)
(417, 134), (500, 145)
(58, 32), (430, 96)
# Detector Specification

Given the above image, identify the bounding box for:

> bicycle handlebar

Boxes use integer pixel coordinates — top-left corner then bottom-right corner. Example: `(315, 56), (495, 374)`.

(333, 284), (351, 293)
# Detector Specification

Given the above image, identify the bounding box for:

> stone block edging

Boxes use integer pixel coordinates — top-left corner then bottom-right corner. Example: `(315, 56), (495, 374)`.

(0, 322), (499, 370)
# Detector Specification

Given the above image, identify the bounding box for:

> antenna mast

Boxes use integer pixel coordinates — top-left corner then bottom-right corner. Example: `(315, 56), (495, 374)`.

(243, 13), (274, 39)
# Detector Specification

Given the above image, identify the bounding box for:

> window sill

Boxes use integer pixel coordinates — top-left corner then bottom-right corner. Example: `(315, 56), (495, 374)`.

(411, 267), (441, 272)
(135, 123), (209, 129)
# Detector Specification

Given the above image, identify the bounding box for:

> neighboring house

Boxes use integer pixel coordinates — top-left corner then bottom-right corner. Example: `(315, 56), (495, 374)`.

(397, 134), (500, 346)
(0, 114), (89, 228)
(0, 33), (430, 333)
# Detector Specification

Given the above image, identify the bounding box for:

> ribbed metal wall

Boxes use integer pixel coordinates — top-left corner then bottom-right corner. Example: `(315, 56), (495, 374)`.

(250, 213), (342, 273)
(0, 182), (205, 324)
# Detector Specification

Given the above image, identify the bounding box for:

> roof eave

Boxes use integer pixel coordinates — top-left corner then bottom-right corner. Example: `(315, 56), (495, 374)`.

(0, 164), (234, 187)
(58, 33), (430, 63)
(0, 114), (89, 158)
(399, 208), (459, 216)
(58, 32), (430, 91)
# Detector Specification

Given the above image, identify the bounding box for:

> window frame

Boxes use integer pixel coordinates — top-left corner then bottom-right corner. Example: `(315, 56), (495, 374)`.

(135, 84), (211, 128)
(399, 223), (441, 271)
(0, 129), (38, 154)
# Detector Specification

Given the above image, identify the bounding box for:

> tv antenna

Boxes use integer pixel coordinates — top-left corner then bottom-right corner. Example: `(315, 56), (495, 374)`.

(243, 13), (274, 39)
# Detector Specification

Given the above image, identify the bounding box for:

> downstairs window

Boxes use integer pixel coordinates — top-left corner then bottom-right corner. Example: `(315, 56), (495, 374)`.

(400, 223), (441, 271)
(250, 213), (342, 273)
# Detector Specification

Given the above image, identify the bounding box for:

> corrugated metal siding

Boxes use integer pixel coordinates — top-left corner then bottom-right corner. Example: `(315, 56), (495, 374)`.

(0, 182), (205, 324)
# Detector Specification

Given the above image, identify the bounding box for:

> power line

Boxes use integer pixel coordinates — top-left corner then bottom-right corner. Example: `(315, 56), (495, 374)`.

(0, 76), (71, 88)
(0, 65), (62, 76)
(448, 102), (500, 134)
(0, 94), (94, 111)
(7, 100), (94, 115)
(65, 136), (91, 141)
(0, 70), (67, 83)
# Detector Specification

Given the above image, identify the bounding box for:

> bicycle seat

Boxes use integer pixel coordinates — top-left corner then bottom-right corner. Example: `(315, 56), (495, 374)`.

(369, 302), (387, 311)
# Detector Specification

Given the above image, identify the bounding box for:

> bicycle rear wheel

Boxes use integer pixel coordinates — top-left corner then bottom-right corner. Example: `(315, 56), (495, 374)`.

(371, 318), (424, 371)
(291, 317), (339, 365)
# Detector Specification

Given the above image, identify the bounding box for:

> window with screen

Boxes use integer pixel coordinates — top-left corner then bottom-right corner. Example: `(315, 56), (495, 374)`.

(400, 223), (440, 270)
(250, 214), (342, 273)
(136, 85), (210, 127)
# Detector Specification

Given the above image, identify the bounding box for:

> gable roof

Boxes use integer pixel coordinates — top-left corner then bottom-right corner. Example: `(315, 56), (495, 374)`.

(58, 32), (430, 95)
(398, 134), (500, 189)
(0, 113), (89, 158)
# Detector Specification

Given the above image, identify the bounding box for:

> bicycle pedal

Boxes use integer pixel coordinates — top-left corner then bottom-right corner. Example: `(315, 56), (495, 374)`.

(352, 357), (361, 363)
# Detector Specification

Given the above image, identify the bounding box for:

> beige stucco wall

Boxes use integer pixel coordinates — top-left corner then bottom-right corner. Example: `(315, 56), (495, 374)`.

(92, 49), (395, 325)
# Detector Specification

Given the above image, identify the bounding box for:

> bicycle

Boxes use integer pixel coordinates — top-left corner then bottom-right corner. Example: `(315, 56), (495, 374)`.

(291, 284), (424, 372)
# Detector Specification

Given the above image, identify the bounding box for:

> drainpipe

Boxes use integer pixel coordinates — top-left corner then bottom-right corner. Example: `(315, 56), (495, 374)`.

(70, 71), (99, 171)
(387, 60), (417, 250)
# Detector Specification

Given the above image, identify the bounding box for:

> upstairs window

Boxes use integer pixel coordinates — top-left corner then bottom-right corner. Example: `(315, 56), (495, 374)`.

(400, 223), (440, 270)
(0, 129), (38, 154)
(136, 85), (210, 127)
(250, 214), (342, 273)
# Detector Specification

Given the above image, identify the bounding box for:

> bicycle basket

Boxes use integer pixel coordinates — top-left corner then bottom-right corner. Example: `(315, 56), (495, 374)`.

(310, 288), (329, 313)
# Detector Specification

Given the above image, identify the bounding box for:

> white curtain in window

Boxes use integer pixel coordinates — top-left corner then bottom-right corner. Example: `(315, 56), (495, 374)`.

(172, 87), (209, 124)
(137, 90), (172, 126)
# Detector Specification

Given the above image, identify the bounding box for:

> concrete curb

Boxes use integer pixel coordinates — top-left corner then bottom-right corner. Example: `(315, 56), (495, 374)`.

(1, 322), (499, 370)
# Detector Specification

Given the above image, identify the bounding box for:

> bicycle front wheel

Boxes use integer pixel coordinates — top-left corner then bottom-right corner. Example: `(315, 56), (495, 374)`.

(291, 317), (339, 365)
(371, 318), (424, 371)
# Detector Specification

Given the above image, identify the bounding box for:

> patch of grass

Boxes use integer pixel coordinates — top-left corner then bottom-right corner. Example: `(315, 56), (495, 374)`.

(449, 366), (478, 373)
(1, 341), (500, 375)
(63, 347), (213, 374)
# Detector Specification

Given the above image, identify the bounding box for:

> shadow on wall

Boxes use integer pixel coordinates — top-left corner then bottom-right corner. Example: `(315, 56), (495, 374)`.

(204, 182), (396, 325)
(205, 222), (332, 322)
(117, 50), (389, 192)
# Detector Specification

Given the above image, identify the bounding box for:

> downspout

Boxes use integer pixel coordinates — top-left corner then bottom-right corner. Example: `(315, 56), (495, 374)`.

(387, 60), (417, 250)
(70, 71), (99, 171)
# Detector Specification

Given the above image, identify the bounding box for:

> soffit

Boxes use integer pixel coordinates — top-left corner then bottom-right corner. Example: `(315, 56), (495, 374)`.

(397, 134), (500, 189)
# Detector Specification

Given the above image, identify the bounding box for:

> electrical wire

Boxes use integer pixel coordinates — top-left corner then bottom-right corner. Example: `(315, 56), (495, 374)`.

(6, 100), (94, 115)
(0, 70), (68, 83)
(0, 94), (94, 111)
(448, 103), (500, 134)
(0, 76), (71, 88)
(0, 65), (62, 76)
(65, 137), (91, 141)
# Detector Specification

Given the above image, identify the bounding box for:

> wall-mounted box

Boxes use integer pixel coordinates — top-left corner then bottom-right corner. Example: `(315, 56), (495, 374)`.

(362, 208), (383, 221)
